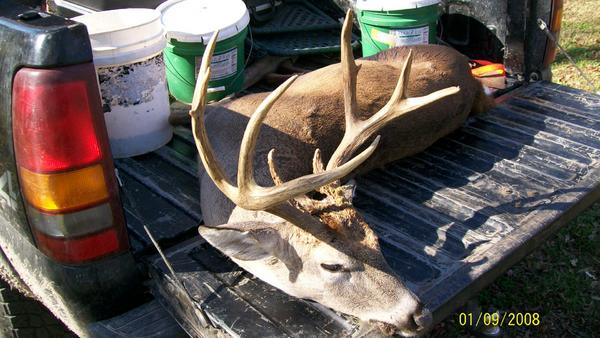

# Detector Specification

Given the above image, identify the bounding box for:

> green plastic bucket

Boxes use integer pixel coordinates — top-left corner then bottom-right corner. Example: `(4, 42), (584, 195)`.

(355, 0), (440, 57)
(158, 0), (250, 104)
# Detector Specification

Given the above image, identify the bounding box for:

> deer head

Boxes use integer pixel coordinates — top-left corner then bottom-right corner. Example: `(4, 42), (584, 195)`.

(190, 11), (459, 336)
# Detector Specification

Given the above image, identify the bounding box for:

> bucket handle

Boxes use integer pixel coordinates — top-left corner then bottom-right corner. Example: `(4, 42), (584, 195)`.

(94, 46), (118, 52)
(207, 86), (225, 93)
(248, 0), (278, 24)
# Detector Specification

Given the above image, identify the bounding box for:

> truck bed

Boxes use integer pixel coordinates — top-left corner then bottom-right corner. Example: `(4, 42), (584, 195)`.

(103, 81), (599, 337)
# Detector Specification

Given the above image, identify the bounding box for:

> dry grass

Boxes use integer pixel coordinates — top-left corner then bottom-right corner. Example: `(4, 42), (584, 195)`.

(428, 0), (599, 336)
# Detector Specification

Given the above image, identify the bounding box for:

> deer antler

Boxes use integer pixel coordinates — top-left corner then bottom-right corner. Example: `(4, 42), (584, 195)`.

(190, 31), (381, 211)
(325, 10), (461, 170)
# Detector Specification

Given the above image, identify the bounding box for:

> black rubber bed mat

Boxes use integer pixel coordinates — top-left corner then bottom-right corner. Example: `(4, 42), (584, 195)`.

(110, 81), (599, 337)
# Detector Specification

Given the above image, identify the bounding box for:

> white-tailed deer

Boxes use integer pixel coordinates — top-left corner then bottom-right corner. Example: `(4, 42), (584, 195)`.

(191, 11), (491, 336)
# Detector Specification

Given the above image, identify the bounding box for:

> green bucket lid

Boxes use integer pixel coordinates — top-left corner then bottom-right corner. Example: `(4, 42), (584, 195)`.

(158, 0), (250, 44)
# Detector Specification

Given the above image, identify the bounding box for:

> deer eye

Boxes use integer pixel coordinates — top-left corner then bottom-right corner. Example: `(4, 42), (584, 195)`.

(320, 263), (344, 272)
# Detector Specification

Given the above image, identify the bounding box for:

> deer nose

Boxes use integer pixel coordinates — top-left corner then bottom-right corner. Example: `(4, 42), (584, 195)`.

(412, 305), (433, 330)
(392, 298), (433, 335)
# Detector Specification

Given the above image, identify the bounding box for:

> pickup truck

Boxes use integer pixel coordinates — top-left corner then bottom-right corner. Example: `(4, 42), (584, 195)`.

(0, 0), (598, 337)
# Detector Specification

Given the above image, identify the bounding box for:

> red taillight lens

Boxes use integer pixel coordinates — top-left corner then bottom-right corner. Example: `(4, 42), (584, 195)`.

(543, 0), (564, 67)
(33, 228), (121, 264)
(13, 68), (102, 173)
(12, 63), (130, 264)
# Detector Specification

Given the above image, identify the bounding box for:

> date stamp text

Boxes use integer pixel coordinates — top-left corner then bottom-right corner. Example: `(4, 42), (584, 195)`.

(458, 312), (541, 327)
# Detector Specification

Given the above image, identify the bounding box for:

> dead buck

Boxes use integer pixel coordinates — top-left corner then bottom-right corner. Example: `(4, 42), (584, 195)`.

(190, 11), (490, 336)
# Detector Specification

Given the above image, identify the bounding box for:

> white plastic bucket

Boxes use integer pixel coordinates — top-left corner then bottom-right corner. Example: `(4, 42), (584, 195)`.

(74, 9), (172, 158)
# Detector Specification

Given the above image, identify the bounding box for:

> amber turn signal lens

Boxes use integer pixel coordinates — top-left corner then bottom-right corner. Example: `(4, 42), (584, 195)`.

(19, 164), (109, 213)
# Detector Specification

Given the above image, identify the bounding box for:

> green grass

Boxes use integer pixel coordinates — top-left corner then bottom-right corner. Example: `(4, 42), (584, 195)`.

(552, 0), (600, 93)
(428, 0), (600, 336)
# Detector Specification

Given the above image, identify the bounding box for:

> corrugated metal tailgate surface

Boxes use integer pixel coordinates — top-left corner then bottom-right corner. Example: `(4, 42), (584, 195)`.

(353, 82), (600, 323)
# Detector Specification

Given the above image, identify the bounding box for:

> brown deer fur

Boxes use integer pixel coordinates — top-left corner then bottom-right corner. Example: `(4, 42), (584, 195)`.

(200, 45), (492, 225)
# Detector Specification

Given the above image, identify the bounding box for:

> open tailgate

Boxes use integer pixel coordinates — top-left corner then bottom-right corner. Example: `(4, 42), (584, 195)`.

(99, 81), (599, 337)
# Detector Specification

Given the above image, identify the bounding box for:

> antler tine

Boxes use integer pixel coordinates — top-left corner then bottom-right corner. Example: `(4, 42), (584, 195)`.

(312, 149), (325, 174)
(190, 31), (238, 199)
(267, 149), (284, 186)
(392, 49), (413, 101)
(325, 9), (376, 171)
(341, 9), (360, 131)
(238, 75), (299, 192)
(326, 12), (461, 170)
(376, 50), (460, 122)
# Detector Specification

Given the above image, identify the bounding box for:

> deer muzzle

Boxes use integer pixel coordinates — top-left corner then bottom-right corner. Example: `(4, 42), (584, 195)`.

(374, 299), (433, 337)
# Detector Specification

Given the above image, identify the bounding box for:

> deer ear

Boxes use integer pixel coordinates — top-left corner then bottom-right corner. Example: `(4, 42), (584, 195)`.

(199, 222), (303, 281)
(199, 222), (289, 261)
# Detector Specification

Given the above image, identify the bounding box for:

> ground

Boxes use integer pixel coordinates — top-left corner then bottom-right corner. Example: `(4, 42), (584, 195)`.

(551, 0), (600, 93)
(429, 0), (600, 336)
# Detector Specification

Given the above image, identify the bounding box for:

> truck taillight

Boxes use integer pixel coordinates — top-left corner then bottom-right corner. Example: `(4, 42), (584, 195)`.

(12, 63), (129, 264)
(543, 0), (564, 67)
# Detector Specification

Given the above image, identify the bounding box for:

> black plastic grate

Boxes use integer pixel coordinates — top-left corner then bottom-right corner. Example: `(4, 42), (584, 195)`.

(251, 0), (340, 34)
(253, 30), (360, 55)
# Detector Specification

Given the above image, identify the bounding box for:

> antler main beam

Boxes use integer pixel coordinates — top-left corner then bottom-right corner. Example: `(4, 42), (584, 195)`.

(326, 10), (461, 170)
(190, 31), (380, 211)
